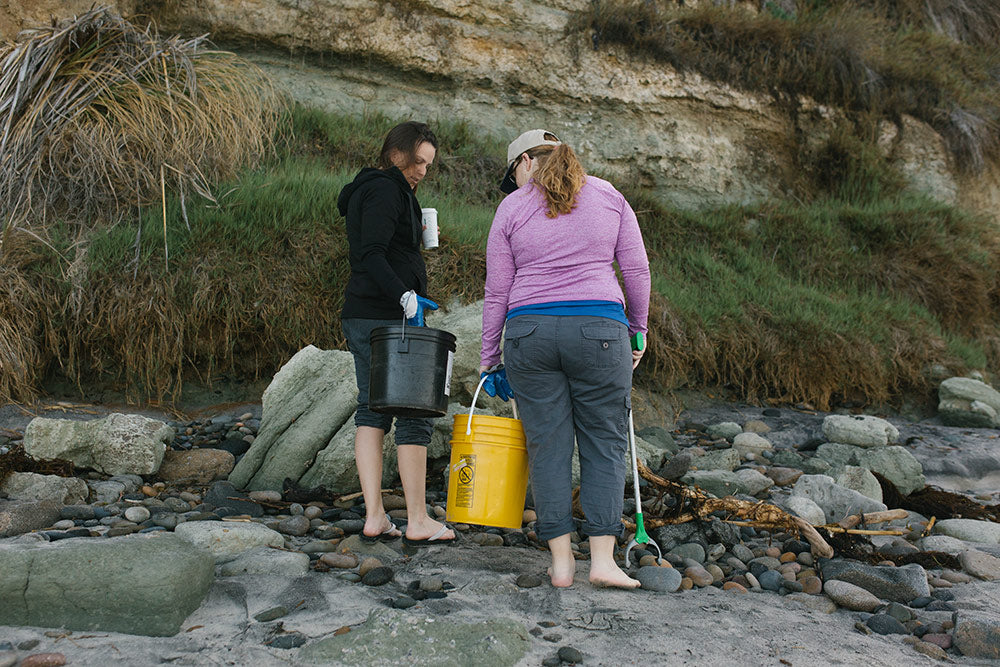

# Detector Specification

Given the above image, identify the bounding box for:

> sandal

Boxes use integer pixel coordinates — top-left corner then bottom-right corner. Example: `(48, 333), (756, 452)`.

(402, 523), (458, 547)
(360, 513), (401, 542)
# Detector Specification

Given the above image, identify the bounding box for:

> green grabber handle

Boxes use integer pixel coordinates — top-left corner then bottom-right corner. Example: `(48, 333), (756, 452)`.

(629, 330), (646, 545)
(634, 511), (650, 545)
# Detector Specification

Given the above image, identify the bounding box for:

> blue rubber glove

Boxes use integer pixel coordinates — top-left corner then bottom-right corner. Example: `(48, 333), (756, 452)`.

(480, 364), (513, 401)
(400, 290), (439, 326)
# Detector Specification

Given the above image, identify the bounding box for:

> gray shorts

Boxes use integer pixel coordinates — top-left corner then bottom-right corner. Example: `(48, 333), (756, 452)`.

(342, 317), (434, 446)
(503, 315), (632, 541)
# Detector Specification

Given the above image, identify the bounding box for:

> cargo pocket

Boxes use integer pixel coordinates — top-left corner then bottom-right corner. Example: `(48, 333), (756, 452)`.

(502, 320), (539, 370)
(581, 322), (624, 369)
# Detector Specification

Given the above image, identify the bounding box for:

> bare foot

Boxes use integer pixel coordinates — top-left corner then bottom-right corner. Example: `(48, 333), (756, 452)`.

(404, 517), (455, 542)
(589, 561), (641, 589)
(547, 553), (576, 588)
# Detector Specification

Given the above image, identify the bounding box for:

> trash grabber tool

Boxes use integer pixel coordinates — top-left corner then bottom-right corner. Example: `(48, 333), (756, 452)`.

(624, 332), (662, 568)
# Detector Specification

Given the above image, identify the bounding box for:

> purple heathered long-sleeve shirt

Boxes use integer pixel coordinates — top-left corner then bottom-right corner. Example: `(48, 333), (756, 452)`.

(481, 175), (651, 367)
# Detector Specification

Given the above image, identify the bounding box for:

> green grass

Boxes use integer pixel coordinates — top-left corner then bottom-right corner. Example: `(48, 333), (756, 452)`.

(3, 103), (999, 408)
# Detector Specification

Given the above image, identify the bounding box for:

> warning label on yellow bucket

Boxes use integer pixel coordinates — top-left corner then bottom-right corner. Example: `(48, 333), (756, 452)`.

(453, 454), (476, 508)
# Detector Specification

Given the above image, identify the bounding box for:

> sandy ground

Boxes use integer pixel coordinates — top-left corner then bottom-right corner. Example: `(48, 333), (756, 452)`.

(5, 540), (998, 666)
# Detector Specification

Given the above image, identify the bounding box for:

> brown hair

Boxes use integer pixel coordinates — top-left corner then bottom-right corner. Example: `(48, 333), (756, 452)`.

(526, 143), (586, 218)
(377, 121), (438, 170)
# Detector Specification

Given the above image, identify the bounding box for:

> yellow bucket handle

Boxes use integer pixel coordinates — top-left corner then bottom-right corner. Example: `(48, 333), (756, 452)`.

(467, 374), (519, 435)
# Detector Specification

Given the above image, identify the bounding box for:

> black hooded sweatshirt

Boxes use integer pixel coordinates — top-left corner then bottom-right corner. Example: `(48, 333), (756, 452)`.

(338, 166), (428, 320)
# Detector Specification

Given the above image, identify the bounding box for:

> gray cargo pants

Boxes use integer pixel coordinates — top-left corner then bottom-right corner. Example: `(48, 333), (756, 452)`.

(503, 315), (632, 542)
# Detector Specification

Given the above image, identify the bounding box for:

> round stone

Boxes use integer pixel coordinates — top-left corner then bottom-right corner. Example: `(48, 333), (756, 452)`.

(358, 557), (383, 577)
(557, 646), (584, 663)
(319, 553), (358, 569)
(684, 565), (714, 588)
(758, 570), (784, 591)
(124, 506), (150, 523)
(800, 576), (823, 595)
(636, 565), (682, 593)
(516, 574), (544, 588)
(723, 581), (748, 593)
(361, 566), (394, 586)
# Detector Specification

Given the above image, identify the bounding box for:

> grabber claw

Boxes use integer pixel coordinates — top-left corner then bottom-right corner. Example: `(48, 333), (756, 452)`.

(624, 512), (663, 569)
(623, 404), (664, 569)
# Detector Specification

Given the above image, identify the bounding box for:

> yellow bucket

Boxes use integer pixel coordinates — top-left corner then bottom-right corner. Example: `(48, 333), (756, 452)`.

(446, 379), (528, 530)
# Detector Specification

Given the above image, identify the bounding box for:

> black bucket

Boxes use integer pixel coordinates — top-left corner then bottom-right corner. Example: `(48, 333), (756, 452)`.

(369, 325), (457, 418)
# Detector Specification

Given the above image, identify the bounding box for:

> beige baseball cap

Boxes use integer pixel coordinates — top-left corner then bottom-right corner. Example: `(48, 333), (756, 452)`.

(500, 129), (561, 194)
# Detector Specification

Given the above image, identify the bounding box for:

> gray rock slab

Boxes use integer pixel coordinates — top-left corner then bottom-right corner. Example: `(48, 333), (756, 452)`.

(815, 443), (861, 466)
(174, 520), (284, 563)
(791, 474), (886, 524)
(820, 560), (929, 603)
(0, 532), (213, 636)
(681, 468), (772, 498)
(830, 465), (883, 503)
(783, 495), (826, 526)
(218, 546), (310, 576)
(23, 413), (171, 476)
(822, 415), (898, 447)
(299, 608), (529, 665)
(0, 499), (62, 538)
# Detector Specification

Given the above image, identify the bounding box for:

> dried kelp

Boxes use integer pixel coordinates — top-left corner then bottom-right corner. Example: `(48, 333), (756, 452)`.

(875, 471), (1000, 523)
(0, 443), (75, 484)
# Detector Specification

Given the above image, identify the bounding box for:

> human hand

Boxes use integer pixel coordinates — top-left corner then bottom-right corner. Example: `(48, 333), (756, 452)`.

(480, 364), (513, 401)
(400, 290), (439, 326)
(630, 331), (647, 369)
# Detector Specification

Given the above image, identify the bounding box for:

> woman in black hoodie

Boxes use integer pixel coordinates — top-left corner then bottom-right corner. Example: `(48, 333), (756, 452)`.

(338, 121), (455, 546)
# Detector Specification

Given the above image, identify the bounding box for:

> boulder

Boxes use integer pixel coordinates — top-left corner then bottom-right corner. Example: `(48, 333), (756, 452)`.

(217, 546), (311, 576)
(689, 447), (741, 472)
(855, 446), (925, 496)
(0, 532), (213, 636)
(790, 474), (887, 524)
(681, 468), (773, 498)
(935, 519), (1000, 545)
(174, 520), (285, 563)
(229, 345), (359, 491)
(23, 413), (171, 475)
(156, 448), (235, 485)
(783, 495), (827, 526)
(820, 560), (929, 603)
(298, 418), (399, 493)
(823, 579), (882, 612)
(821, 415), (898, 447)
(938, 377), (1000, 428)
(830, 466), (883, 503)
(706, 422), (742, 441)
(732, 432), (772, 458)
(961, 549), (1000, 581)
(0, 499), (62, 537)
(815, 443), (861, 467)
(953, 613), (1000, 659)
(0, 472), (88, 504)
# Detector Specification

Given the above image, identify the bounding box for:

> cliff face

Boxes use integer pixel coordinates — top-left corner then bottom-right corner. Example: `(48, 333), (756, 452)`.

(6, 1), (999, 218)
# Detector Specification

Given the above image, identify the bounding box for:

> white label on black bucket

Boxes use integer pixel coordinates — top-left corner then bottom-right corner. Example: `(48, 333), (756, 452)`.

(444, 350), (454, 396)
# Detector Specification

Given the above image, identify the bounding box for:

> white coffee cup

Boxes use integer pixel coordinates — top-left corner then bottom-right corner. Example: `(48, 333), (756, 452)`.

(421, 208), (439, 249)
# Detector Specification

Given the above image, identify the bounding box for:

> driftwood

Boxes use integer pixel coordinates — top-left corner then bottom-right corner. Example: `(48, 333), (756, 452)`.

(632, 459), (835, 558)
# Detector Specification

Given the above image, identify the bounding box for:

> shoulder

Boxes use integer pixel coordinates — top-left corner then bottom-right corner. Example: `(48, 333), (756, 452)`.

(581, 175), (621, 198)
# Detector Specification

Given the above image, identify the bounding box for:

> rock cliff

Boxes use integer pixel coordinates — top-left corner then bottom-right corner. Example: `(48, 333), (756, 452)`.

(6, 0), (999, 218)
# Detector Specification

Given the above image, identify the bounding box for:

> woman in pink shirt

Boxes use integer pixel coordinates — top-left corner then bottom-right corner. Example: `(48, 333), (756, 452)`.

(480, 129), (651, 588)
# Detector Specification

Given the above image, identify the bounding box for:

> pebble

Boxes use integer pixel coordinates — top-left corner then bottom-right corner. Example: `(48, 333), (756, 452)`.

(266, 633), (307, 649)
(800, 576), (823, 595)
(517, 574), (544, 588)
(922, 633), (953, 650)
(277, 515), (311, 536)
(909, 640), (949, 661)
(391, 595), (417, 609)
(253, 606), (288, 622)
(758, 570), (783, 592)
(731, 544), (755, 563)
(471, 533), (504, 546)
(679, 577), (694, 591)
(358, 557), (383, 577)
(288, 503), (304, 516)
(303, 506), (323, 520)
(823, 580), (881, 612)
(557, 646), (584, 664)
(248, 490), (281, 503)
(419, 576), (443, 592)
(542, 657), (562, 667)
(51, 519), (76, 530)
(320, 553), (358, 569)
(940, 569), (973, 584)
(722, 581), (748, 593)
(362, 566), (394, 586)
(866, 613), (908, 635)
(18, 655), (66, 667)
(684, 565), (714, 588)
(124, 506), (150, 523)
(961, 549), (1000, 581)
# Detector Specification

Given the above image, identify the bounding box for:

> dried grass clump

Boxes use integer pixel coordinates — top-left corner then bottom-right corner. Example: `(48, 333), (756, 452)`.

(0, 6), (281, 250)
